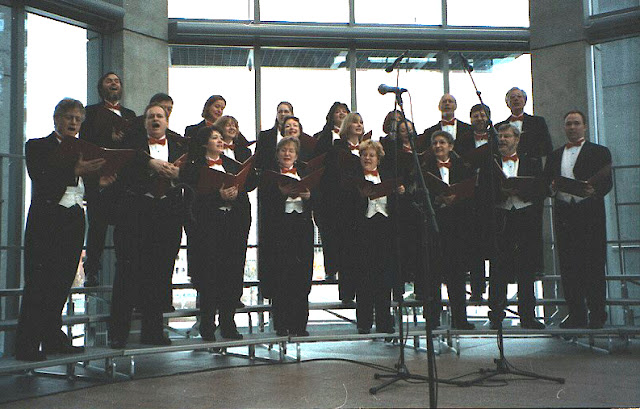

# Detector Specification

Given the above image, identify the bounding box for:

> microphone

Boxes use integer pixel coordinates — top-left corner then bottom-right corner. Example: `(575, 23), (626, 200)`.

(378, 84), (408, 95)
(385, 51), (408, 73)
(458, 53), (473, 73)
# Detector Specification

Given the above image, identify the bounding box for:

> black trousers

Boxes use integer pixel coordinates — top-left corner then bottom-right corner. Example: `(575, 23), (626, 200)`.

(488, 207), (538, 323)
(16, 203), (85, 355)
(109, 194), (182, 342)
(83, 187), (120, 277)
(271, 212), (313, 333)
(356, 214), (394, 331)
(555, 199), (607, 323)
(189, 207), (249, 334)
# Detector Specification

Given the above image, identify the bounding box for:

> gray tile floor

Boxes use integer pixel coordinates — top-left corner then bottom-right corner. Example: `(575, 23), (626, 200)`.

(1, 335), (638, 408)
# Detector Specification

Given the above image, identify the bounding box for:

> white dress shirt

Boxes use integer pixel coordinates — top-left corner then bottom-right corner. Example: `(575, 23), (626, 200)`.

(498, 157), (532, 210)
(557, 140), (586, 204)
(282, 167), (304, 214)
(208, 158), (232, 211)
(148, 135), (169, 162)
(55, 134), (84, 208)
(365, 170), (389, 218)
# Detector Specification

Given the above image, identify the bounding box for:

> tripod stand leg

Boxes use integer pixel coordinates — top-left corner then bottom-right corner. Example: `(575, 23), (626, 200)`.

(369, 375), (402, 395)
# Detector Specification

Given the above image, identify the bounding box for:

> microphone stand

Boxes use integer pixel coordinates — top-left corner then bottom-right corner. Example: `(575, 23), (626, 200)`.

(449, 54), (565, 387)
(369, 88), (464, 407)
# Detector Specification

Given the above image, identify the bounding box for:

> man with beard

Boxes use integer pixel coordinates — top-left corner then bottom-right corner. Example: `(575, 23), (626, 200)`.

(79, 72), (137, 287)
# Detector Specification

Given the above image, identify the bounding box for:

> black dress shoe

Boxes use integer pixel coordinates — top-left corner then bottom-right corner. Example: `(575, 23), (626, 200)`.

(44, 343), (85, 355)
(559, 316), (587, 329)
(200, 332), (216, 342)
(521, 319), (545, 330)
(377, 327), (395, 334)
(109, 339), (127, 349)
(221, 330), (243, 340)
(468, 293), (483, 302)
(235, 301), (246, 309)
(452, 321), (476, 330)
(276, 329), (288, 336)
(588, 320), (605, 329)
(83, 274), (99, 287)
(140, 334), (172, 346)
(341, 300), (356, 308)
(490, 321), (501, 330)
(15, 350), (47, 362)
(291, 330), (310, 337)
(357, 328), (371, 334)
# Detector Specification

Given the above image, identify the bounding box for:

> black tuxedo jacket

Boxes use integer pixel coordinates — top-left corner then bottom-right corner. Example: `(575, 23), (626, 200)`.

(496, 113), (553, 159)
(543, 141), (612, 198)
(181, 154), (256, 216)
(80, 103), (136, 149)
(255, 123), (278, 171)
(420, 119), (473, 155)
(184, 120), (207, 139)
(121, 130), (188, 196)
(26, 133), (81, 205)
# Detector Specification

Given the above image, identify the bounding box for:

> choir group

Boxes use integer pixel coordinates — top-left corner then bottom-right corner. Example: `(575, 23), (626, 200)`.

(13, 72), (613, 362)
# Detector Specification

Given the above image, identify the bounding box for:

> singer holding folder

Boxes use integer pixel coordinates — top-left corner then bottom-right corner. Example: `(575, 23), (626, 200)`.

(15, 99), (115, 361)
(423, 131), (476, 329)
(260, 136), (315, 336)
(182, 125), (256, 341)
(543, 111), (612, 329)
(353, 140), (405, 334)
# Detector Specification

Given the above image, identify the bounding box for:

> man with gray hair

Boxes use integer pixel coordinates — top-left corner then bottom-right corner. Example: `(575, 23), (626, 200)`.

(496, 87), (553, 159)
(482, 123), (546, 330)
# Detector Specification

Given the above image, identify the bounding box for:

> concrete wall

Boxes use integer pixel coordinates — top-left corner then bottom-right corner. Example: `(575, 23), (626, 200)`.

(530, 0), (589, 148)
(87, 0), (168, 114)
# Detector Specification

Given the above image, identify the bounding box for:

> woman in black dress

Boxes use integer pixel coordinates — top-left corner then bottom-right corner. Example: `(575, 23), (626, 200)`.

(182, 125), (256, 340)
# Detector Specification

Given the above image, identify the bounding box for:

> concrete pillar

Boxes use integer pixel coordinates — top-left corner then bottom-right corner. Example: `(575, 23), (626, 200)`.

(530, 0), (589, 148)
(85, 1), (168, 345)
(530, 0), (590, 319)
(87, 0), (168, 113)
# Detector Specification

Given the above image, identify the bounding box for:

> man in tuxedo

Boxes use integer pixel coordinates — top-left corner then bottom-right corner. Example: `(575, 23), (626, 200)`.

(496, 87), (553, 159)
(255, 101), (294, 171)
(420, 93), (472, 154)
(128, 93), (181, 139)
(486, 124), (545, 330)
(543, 110), (612, 329)
(458, 103), (495, 301)
(15, 99), (114, 361)
(80, 72), (137, 287)
(109, 103), (186, 348)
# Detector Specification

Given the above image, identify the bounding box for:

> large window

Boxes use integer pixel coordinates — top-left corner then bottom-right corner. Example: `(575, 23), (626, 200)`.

(447, 0), (530, 27)
(354, 0), (441, 25)
(354, 50), (443, 136)
(260, 48), (350, 135)
(168, 0), (254, 20)
(449, 53), (532, 124)
(592, 36), (640, 324)
(260, 0), (349, 23)
(590, 0), (640, 15)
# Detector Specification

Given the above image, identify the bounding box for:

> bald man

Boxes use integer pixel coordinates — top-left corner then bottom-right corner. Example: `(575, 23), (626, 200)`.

(419, 93), (472, 155)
